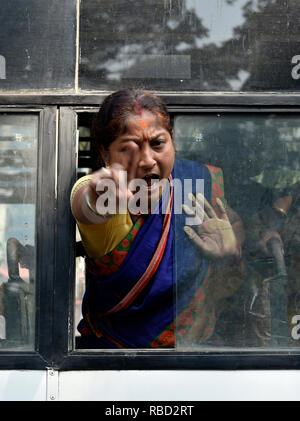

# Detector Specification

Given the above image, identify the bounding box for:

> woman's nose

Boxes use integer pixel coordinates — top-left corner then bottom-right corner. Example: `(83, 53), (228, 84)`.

(138, 145), (156, 169)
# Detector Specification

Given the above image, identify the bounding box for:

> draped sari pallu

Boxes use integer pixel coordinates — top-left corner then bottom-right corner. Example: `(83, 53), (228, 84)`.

(77, 159), (225, 348)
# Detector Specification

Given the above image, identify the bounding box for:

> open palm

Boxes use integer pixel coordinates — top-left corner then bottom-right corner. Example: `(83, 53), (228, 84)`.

(183, 194), (238, 260)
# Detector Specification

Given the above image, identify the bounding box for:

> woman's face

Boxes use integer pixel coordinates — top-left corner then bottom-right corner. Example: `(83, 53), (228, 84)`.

(105, 110), (175, 203)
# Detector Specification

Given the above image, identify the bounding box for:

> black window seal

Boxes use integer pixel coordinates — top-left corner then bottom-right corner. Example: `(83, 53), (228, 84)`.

(0, 106), (57, 370)
(0, 92), (300, 107)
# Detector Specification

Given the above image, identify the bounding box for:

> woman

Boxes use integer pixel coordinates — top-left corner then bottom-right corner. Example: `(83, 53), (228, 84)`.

(71, 89), (245, 349)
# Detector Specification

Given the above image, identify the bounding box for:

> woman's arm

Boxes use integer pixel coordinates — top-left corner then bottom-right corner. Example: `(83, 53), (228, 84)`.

(71, 163), (133, 225)
(71, 181), (110, 225)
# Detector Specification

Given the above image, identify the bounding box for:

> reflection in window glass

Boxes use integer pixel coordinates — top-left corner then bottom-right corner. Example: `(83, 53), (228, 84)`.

(0, 0), (76, 91)
(0, 114), (38, 350)
(80, 0), (300, 91)
(174, 113), (300, 349)
(75, 228), (86, 335)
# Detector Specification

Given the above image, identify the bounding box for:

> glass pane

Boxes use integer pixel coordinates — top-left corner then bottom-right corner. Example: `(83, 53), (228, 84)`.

(174, 113), (300, 349)
(75, 229), (86, 338)
(0, 114), (38, 350)
(80, 0), (300, 91)
(0, 0), (76, 91)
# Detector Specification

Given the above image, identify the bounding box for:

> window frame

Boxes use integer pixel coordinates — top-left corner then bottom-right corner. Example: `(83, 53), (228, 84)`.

(1, 94), (300, 370)
(56, 97), (300, 371)
(0, 105), (57, 370)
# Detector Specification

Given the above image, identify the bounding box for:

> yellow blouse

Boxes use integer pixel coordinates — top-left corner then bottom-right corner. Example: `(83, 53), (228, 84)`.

(70, 175), (133, 258)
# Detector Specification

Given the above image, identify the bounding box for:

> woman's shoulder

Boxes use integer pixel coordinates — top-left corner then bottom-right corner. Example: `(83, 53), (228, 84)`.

(173, 158), (222, 178)
(70, 174), (93, 205)
(77, 212), (134, 258)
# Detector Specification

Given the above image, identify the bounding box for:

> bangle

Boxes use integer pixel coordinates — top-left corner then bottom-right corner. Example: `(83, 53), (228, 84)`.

(85, 192), (103, 217)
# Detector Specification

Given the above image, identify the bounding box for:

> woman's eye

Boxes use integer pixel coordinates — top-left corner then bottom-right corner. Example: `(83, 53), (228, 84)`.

(120, 140), (138, 152)
(151, 139), (165, 148)
(120, 147), (129, 152)
(120, 144), (134, 152)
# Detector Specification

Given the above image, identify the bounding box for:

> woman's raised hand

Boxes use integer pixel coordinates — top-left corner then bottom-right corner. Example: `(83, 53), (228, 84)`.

(88, 163), (130, 216)
(72, 145), (140, 224)
(182, 193), (239, 261)
(87, 146), (140, 217)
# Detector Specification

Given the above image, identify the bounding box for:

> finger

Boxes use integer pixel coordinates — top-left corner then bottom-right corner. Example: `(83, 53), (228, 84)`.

(108, 166), (131, 211)
(90, 167), (113, 193)
(182, 204), (195, 216)
(196, 193), (218, 219)
(109, 163), (127, 191)
(127, 145), (140, 183)
(182, 204), (204, 225)
(216, 197), (229, 221)
(183, 226), (206, 250)
(188, 193), (209, 221)
(110, 162), (125, 172)
(93, 167), (112, 181)
(94, 166), (125, 202)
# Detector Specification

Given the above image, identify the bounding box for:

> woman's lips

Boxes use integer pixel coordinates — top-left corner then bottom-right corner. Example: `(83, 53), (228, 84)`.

(142, 175), (160, 191)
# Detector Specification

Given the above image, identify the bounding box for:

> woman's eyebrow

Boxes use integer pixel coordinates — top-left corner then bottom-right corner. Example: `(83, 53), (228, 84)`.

(149, 133), (166, 141)
(119, 136), (140, 143)
(152, 130), (167, 137)
(119, 130), (166, 142)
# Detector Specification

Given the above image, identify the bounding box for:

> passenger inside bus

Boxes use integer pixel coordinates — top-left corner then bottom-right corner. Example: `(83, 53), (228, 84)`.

(244, 185), (300, 346)
(70, 89), (245, 349)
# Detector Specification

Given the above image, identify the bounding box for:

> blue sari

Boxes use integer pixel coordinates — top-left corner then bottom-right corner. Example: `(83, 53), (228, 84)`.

(77, 159), (221, 349)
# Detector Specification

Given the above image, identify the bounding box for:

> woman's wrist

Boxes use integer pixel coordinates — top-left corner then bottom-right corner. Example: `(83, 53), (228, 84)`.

(228, 243), (242, 265)
(214, 243), (242, 268)
(83, 186), (112, 223)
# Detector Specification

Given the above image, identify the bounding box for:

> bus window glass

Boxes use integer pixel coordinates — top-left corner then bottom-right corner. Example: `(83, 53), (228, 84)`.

(79, 0), (300, 91)
(0, 0), (76, 91)
(174, 113), (300, 349)
(0, 114), (38, 350)
(74, 111), (300, 350)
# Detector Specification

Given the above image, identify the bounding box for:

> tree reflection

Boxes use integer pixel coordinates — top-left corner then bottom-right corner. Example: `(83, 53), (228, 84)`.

(80, 0), (300, 91)
(80, 0), (208, 89)
(217, 0), (300, 90)
(0, 0), (75, 90)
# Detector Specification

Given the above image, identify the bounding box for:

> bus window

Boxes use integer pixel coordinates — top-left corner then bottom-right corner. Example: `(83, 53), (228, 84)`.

(73, 110), (300, 351)
(0, 114), (38, 350)
(0, 0), (76, 91)
(174, 113), (300, 349)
